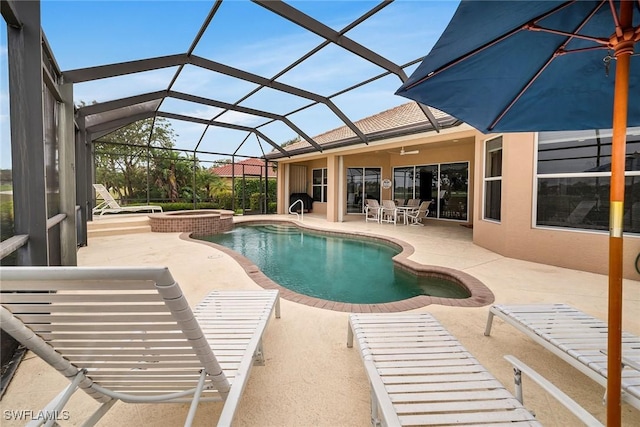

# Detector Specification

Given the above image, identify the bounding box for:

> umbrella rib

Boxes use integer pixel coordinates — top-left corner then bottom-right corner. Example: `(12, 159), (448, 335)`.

(488, 60), (554, 132)
(608, 0), (623, 37)
(489, 1), (605, 131)
(526, 25), (609, 46)
(403, 1), (577, 91)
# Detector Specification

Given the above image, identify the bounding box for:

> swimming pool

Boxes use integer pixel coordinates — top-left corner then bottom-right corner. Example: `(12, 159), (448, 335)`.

(199, 223), (470, 304)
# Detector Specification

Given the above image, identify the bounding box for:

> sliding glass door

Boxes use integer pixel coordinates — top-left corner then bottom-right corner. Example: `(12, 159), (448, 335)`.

(347, 167), (381, 214)
(394, 162), (469, 220)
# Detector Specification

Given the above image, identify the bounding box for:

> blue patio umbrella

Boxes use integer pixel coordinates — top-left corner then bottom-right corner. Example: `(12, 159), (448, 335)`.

(396, 1), (639, 425)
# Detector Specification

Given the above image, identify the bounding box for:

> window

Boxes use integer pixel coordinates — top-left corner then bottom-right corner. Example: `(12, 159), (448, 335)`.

(484, 136), (502, 221)
(312, 168), (327, 203)
(393, 167), (414, 204)
(392, 163), (468, 221)
(536, 128), (640, 233)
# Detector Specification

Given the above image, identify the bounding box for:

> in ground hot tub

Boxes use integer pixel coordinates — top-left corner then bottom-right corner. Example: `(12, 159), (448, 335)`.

(149, 210), (234, 237)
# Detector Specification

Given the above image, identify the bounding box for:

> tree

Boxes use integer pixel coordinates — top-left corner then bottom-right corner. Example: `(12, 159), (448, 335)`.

(150, 150), (192, 202)
(94, 118), (176, 202)
(197, 168), (226, 202)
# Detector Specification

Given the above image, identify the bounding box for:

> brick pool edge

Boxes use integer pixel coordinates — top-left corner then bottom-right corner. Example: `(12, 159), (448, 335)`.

(180, 218), (495, 313)
(149, 209), (234, 237)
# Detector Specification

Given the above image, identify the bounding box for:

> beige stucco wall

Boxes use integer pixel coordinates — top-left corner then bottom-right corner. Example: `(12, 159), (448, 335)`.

(472, 132), (640, 280)
(276, 127), (477, 222)
(276, 125), (640, 278)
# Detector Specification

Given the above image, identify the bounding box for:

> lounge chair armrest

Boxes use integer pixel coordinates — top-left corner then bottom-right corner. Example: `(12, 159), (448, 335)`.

(503, 355), (603, 427)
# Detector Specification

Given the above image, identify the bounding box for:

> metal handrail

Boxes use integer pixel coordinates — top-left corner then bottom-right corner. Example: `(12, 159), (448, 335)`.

(288, 199), (303, 222)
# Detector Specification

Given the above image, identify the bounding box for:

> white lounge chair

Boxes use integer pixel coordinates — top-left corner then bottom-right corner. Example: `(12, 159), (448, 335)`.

(92, 184), (163, 216)
(485, 303), (640, 411)
(0, 266), (280, 427)
(347, 313), (541, 426)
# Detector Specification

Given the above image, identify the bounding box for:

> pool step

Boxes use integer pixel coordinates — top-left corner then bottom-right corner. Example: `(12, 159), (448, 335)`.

(257, 224), (301, 235)
(88, 216), (152, 238)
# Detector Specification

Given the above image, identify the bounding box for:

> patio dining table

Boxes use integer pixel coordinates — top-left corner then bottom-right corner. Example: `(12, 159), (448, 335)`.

(395, 205), (418, 225)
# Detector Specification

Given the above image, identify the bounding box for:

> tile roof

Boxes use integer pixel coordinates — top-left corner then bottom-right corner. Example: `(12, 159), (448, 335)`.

(278, 102), (455, 154)
(210, 158), (276, 178)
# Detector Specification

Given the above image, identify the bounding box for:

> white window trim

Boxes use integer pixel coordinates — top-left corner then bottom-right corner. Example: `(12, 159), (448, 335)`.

(312, 168), (327, 203)
(533, 131), (640, 235)
(482, 135), (503, 223)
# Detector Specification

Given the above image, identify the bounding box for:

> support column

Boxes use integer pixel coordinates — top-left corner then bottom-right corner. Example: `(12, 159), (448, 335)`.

(58, 82), (77, 264)
(7, 0), (48, 265)
(326, 154), (339, 222)
(338, 155), (344, 222)
(75, 121), (90, 245)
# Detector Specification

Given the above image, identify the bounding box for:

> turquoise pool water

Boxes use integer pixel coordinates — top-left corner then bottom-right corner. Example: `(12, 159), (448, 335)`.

(200, 224), (470, 304)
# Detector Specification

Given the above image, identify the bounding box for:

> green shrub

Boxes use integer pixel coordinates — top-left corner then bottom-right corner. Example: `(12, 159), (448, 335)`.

(249, 193), (264, 211)
(214, 190), (233, 210)
(156, 202), (217, 212)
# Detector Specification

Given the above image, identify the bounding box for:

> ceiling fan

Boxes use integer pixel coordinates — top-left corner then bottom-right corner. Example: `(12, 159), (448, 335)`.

(390, 147), (419, 155)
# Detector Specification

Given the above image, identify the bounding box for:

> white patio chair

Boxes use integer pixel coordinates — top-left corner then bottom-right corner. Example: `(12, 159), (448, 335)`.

(406, 201), (431, 226)
(0, 266), (280, 427)
(92, 184), (163, 216)
(365, 199), (382, 223)
(380, 200), (398, 224)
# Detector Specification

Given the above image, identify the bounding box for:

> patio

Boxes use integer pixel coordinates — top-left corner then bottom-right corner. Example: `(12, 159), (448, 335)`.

(0, 215), (638, 426)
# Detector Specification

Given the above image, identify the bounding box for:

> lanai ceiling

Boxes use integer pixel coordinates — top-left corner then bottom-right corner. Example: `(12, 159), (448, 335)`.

(55, 1), (458, 162)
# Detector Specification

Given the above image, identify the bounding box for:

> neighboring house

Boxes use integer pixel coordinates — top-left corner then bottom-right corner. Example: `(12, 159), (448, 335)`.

(266, 101), (640, 279)
(210, 158), (276, 188)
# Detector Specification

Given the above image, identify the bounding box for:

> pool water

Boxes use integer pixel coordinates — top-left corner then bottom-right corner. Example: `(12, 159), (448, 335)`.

(200, 224), (470, 304)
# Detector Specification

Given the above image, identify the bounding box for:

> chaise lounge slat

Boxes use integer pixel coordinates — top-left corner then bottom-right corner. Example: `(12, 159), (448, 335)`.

(484, 303), (640, 411)
(348, 313), (541, 426)
(0, 266), (279, 427)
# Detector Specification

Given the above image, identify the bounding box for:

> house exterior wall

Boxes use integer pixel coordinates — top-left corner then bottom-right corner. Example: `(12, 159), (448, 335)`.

(473, 132), (640, 280)
(276, 125), (640, 279)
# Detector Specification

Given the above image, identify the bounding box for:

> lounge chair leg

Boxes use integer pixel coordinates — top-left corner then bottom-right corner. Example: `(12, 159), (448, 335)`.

(347, 320), (354, 348)
(253, 341), (265, 366)
(184, 370), (207, 427)
(28, 371), (85, 427)
(370, 389), (382, 427)
(513, 367), (524, 404)
(484, 310), (495, 336)
(81, 399), (117, 427)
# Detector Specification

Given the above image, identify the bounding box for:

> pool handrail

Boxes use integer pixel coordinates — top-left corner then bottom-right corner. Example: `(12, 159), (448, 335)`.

(288, 199), (304, 222)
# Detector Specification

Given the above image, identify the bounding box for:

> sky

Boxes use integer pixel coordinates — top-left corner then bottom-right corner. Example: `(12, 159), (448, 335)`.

(0, 0), (459, 169)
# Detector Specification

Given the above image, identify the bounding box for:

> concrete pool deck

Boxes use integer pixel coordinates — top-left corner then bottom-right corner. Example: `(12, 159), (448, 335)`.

(1, 214), (639, 426)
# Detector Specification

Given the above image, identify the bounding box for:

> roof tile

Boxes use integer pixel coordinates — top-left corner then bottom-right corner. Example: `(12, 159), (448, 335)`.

(281, 102), (450, 152)
(210, 158), (276, 177)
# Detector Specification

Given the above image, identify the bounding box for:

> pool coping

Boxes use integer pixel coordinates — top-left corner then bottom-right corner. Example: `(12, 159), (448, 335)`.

(181, 218), (495, 313)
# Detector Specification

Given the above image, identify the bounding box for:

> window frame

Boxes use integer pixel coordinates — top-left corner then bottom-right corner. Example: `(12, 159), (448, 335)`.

(483, 136), (503, 223)
(312, 168), (328, 203)
(533, 128), (640, 235)
(392, 161), (469, 221)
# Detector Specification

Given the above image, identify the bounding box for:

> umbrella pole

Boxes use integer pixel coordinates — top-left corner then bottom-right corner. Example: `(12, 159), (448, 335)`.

(608, 2), (634, 425)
